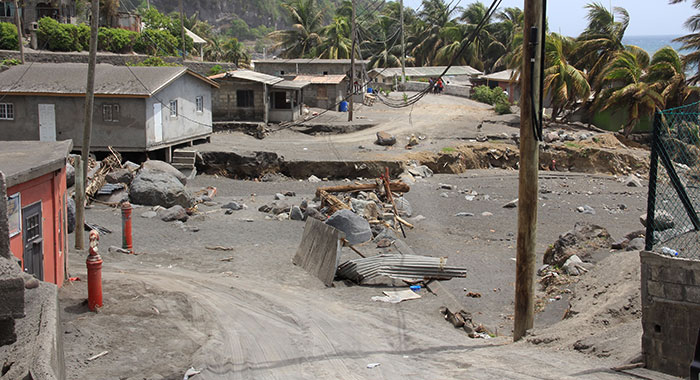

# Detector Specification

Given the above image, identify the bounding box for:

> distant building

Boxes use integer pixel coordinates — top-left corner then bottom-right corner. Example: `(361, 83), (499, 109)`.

(292, 74), (347, 110)
(475, 69), (520, 103)
(1, 140), (72, 287)
(0, 63), (218, 158)
(0, 0), (75, 32)
(368, 66), (483, 85)
(209, 70), (309, 123)
(253, 58), (369, 81)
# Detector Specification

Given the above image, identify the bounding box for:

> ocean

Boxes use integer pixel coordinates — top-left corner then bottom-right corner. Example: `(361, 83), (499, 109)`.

(623, 35), (684, 54)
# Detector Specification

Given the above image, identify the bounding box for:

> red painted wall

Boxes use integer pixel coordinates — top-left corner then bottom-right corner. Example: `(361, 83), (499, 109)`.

(7, 167), (67, 287)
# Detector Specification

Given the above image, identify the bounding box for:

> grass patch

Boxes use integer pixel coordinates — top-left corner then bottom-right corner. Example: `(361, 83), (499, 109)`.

(442, 147), (456, 153)
(564, 142), (582, 149)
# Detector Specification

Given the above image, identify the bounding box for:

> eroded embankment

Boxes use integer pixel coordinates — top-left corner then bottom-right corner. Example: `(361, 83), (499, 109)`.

(197, 134), (649, 180)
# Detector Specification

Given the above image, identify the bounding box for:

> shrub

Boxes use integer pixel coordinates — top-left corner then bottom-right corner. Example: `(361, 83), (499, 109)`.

(471, 85), (509, 106)
(209, 64), (224, 75)
(36, 17), (89, 51)
(1, 58), (21, 66)
(130, 56), (178, 67)
(494, 101), (512, 115)
(0, 22), (18, 50)
(134, 29), (179, 56)
(98, 27), (138, 53)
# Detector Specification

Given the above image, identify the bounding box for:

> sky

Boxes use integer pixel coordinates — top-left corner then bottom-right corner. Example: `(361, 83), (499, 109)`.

(402, 0), (698, 37)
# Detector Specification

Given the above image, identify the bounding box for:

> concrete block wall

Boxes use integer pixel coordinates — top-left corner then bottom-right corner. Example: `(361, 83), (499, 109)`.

(641, 250), (700, 377)
(399, 81), (472, 98)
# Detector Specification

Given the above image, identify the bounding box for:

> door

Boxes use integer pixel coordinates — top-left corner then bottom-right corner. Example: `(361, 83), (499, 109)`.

(153, 103), (163, 143)
(22, 202), (43, 281)
(38, 104), (56, 142)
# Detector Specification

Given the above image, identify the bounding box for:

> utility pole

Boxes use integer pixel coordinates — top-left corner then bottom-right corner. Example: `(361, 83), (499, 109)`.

(400, 0), (406, 85)
(180, 0), (186, 63)
(514, 0), (544, 342)
(13, 0), (23, 64)
(77, 0), (99, 251)
(348, 0), (356, 122)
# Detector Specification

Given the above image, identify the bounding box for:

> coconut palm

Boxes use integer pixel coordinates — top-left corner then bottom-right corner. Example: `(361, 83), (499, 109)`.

(595, 48), (665, 136)
(459, 1), (495, 68)
(203, 36), (226, 62)
(647, 46), (696, 108)
(543, 33), (591, 119)
(364, 12), (402, 68)
(317, 16), (352, 59)
(408, 0), (457, 65)
(433, 24), (482, 69)
(491, 7), (523, 71)
(223, 37), (250, 66)
(671, 0), (700, 83)
(268, 0), (324, 58)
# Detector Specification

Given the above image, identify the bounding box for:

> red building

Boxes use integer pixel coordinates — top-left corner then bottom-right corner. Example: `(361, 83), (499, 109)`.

(2, 140), (72, 287)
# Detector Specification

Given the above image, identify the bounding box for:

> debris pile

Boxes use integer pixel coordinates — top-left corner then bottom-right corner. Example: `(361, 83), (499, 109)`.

(336, 254), (467, 284)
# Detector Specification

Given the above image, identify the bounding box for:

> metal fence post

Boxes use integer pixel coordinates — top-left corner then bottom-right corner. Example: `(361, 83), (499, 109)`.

(645, 111), (660, 251)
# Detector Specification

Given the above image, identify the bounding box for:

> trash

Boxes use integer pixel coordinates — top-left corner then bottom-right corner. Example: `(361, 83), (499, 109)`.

(465, 292), (482, 298)
(406, 134), (419, 148)
(205, 246), (235, 251)
(220, 257), (234, 262)
(337, 254), (467, 284)
(84, 222), (111, 235)
(366, 363), (381, 369)
(481, 212), (493, 217)
(183, 367), (201, 380)
(87, 351), (109, 361)
(661, 246), (679, 257)
(152, 306), (160, 315)
(562, 255), (588, 276)
(293, 218), (343, 287)
(410, 285), (421, 292)
(108, 246), (131, 254)
(503, 199), (518, 208)
(68, 277), (81, 282)
(372, 289), (421, 303)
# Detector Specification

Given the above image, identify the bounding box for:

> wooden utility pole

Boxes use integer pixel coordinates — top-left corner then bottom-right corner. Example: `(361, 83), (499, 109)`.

(514, 0), (543, 342)
(180, 0), (186, 62)
(13, 0), (23, 64)
(400, 0), (406, 84)
(348, 0), (356, 122)
(77, 0), (99, 250)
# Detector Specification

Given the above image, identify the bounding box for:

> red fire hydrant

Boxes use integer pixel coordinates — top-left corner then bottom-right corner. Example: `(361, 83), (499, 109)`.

(86, 230), (103, 311)
(121, 202), (133, 253)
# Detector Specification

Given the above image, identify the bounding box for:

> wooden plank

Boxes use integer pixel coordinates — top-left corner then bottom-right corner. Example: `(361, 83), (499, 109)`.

(316, 181), (410, 194)
(293, 218), (344, 287)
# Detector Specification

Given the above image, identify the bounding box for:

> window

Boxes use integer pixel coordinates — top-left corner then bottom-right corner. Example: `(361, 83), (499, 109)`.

(0, 103), (14, 120)
(272, 91), (291, 109)
(196, 96), (204, 112)
(236, 90), (254, 108)
(0, 2), (14, 18)
(169, 100), (178, 117)
(280, 70), (285, 76)
(323, 71), (328, 75)
(102, 104), (120, 122)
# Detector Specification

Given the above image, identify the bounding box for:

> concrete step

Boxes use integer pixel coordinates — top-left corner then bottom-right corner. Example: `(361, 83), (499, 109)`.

(171, 162), (195, 169)
(171, 156), (195, 165)
(173, 150), (197, 158)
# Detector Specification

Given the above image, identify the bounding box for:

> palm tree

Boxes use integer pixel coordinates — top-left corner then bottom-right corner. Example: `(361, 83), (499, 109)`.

(543, 33), (591, 119)
(671, 0), (700, 83)
(647, 46), (696, 108)
(223, 37), (250, 67)
(408, 0), (457, 66)
(317, 16), (352, 59)
(491, 7), (523, 71)
(595, 48), (665, 136)
(268, 0), (324, 58)
(433, 24), (481, 69)
(203, 37), (226, 62)
(459, 1), (495, 68)
(363, 12), (402, 68)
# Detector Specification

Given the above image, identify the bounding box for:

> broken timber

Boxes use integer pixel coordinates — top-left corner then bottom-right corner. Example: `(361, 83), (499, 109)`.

(316, 181), (410, 195)
(293, 218), (344, 287)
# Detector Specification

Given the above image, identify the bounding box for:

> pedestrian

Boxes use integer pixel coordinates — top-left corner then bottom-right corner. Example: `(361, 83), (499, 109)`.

(437, 78), (444, 94)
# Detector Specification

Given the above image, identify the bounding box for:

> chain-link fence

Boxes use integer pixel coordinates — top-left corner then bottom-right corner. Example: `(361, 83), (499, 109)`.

(646, 102), (700, 259)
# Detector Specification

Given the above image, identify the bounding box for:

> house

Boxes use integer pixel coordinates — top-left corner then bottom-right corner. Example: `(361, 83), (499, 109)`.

(0, 0), (75, 32)
(476, 69), (520, 103)
(209, 70), (309, 123)
(1, 140), (72, 287)
(0, 63), (218, 159)
(253, 58), (369, 80)
(369, 66), (483, 85)
(292, 74), (347, 110)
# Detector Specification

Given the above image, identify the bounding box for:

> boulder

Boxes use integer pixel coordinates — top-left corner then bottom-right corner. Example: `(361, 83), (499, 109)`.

(407, 165), (433, 178)
(503, 199), (518, 209)
(66, 163), (75, 188)
(350, 199), (380, 220)
(627, 237), (646, 251)
(325, 209), (372, 245)
(106, 168), (134, 184)
(304, 207), (326, 221)
(142, 160), (187, 185)
(640, 210), (675, 231)
(221, 202), (245, 211)
(290, 206), (304, 221)
(129, 170), (194, 208)
(160, 205), (188, 222)
(66, 198), (76, 234)
(624, 175), (643, 188)
(376, 131), (397, 146)
(543, 222), (611, 266)
(563, 255), (587, 276)
(394, 197), (412, 217)
(544, 132), (559, 143)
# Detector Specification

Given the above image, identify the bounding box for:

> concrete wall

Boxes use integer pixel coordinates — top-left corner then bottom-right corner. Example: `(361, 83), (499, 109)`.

(0, 50), (237, 76)
(399, 81), (472, 98)
(211, 78), (266, 122)
(145, 73), (213, 148)
(0, 95), (147, 151)
(641, 250), (700, 377)
(303, 83), (345, 109)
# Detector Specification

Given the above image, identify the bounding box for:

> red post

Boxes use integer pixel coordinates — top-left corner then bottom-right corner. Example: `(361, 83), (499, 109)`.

(86, 230), (103, 311)
(121, 202), (133, 253)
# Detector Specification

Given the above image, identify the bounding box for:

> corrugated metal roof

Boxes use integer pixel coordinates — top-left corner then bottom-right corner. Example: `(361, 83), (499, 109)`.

(0, 63), (217, 97)
(273, 80), (309, 90)
(481, 69), (518, 82)
(212, 70), (284, 85)
(253, 58), (370, 65)
(369, 66), (483, 78)
(293, 74), (347, 84)
(0, 140), (73, 188)
(185, 27), (207, 44)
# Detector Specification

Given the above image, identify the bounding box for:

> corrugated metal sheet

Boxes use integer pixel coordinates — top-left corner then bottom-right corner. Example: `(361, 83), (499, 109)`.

(370, 66), (483, 78)
(224, 70), (284, 85)
(293, 74), (347, 84)
(337, 254), (467, 284)
(253, 58), (370, 65)
(480, 69), (519, 82)
(273, 80), (310, 90)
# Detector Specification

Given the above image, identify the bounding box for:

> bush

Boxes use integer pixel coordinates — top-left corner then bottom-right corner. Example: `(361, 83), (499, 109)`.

(494, 101), (512, 115)
(134, 29), (179, 56)
(37, 17), (88, 51)
(1, 58), (21, 66)
(129, 56), (178, 67)
(209, 64), (224, 75)
(98, 27), (138, 53)
(471, 85), (509, 106)
(0, 22), (18, 50)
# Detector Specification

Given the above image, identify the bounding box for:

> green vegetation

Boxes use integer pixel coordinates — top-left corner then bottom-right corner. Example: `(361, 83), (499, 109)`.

(209, 64), (225, 75)
(98, 27), (138, 53)
(37, 17), (89, 51)
(129, 56), (178, 67)
(471, 85), (508, 105)
(0, 22), (18, 50)
(441, 147), (456, 153)
(1, 58), (21, 66)
(494, 102), (512, 115)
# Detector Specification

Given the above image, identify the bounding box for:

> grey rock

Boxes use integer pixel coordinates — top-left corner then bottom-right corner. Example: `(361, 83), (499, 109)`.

(285, 191), (296, 197)
(407, 165), (433, 178)
(373, 227), (397, 243)
(271, 202), (290, 215)
(640, 210), (674, 231)
(503, 199), (518, 208)
(123, 161), (140, 171)
(308, 175), (322, 183)
(611, 238), (629, 250)
(222, 202), (245, 211)
(368, 192), (381, 203)
(544, 132), (559, 143)
(399, 171), (416, 184)
(129, 169), (194, 208)
(439, 183), (455, 190)
(325, 209), (372, 245)
(160, 205), (188, 222)
(391, 239), (417, 255)
(304, 207), (326, 221)
(290, 206), (304, 221)
(66, 197), (76, 234)
(627, 237), (645, 251)
(376, 131), (397, 146)
(577, 205), (595, 215)
(300, 199), (309, 211)
(350, 198), (380, 219)
(258, 204), (272, 213)
(106, 168), (134, 184)
(142, 160), (187, 185)
(395, 197), (412, 217)
(225, 209), (234, 215)
(141, 211), (157, 219)
(464, 195), (475, 201)
(455, 212), (474, 217)
(624, 175), (643, 188)
(476, 133), (488, 142)
(481, 212), (493, 216)
(275, 193), (286, 201)
(563, 255), (587, 276)
(440, 193), (449, 198)
(66, 163), (75, 188)
(96, 188), (129, 204)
